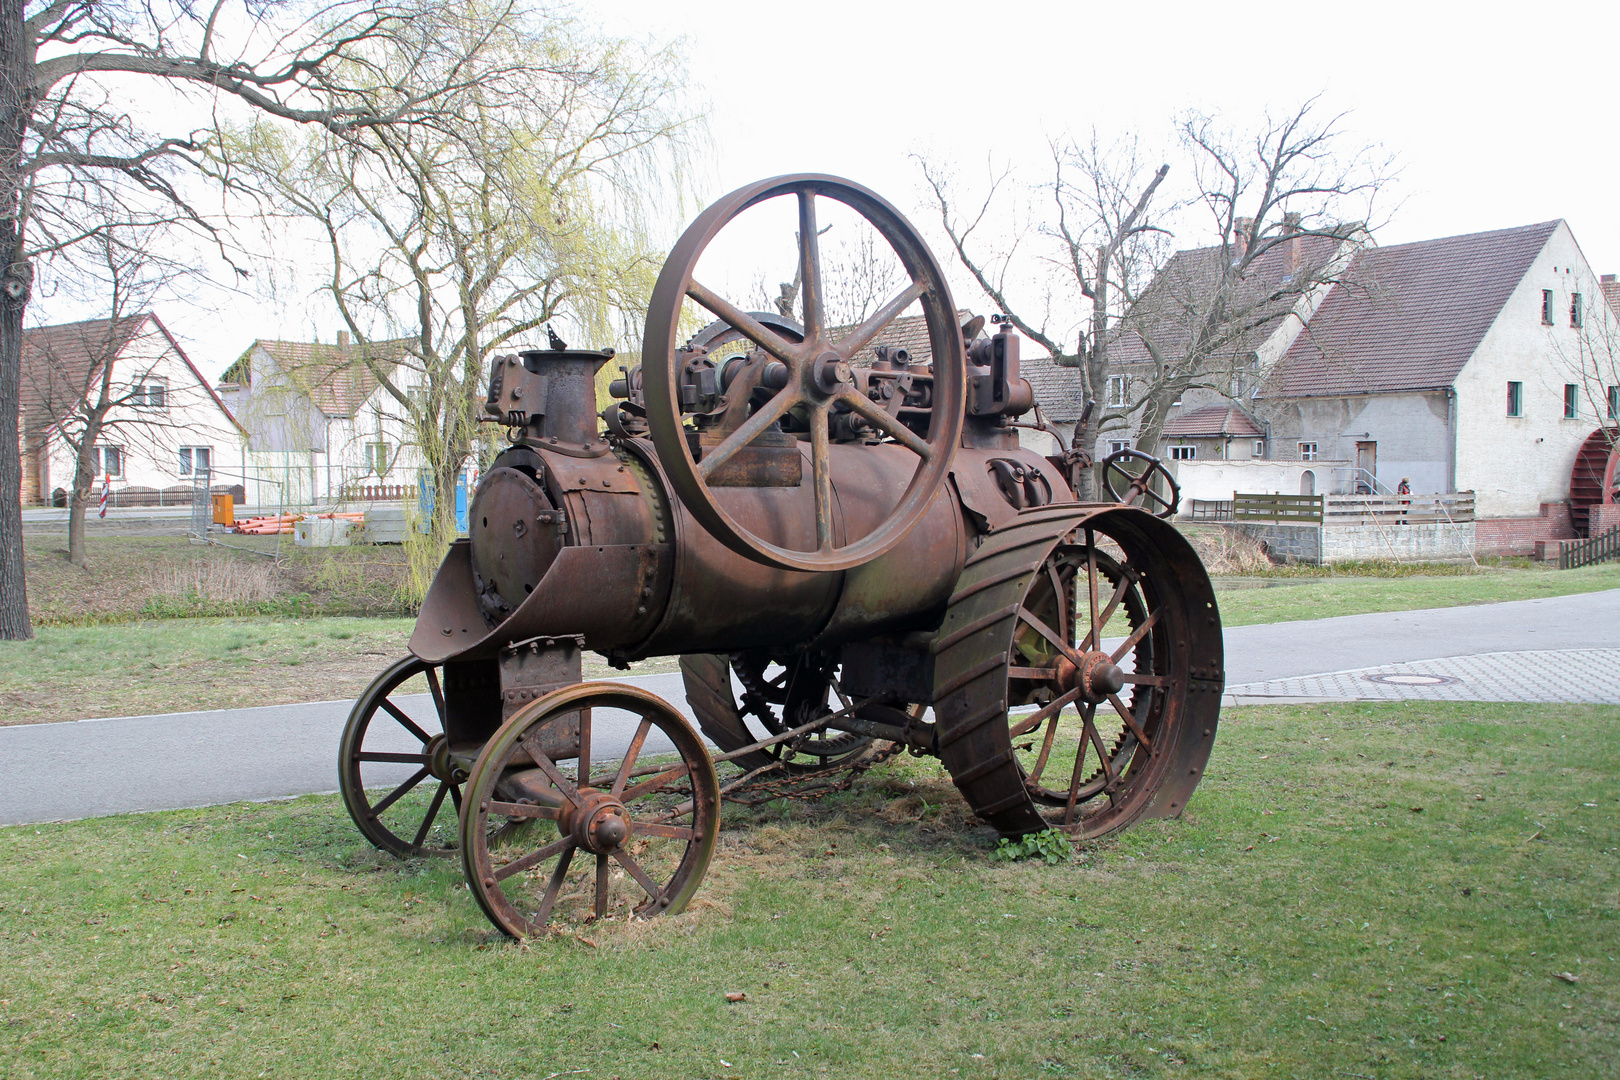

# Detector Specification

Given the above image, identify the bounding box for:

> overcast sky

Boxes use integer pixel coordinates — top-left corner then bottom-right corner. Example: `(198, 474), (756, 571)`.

(55, 0), (1620, 378)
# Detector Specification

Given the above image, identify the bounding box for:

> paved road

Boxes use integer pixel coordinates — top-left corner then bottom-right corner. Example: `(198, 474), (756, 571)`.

(4, 590), (1617, 826)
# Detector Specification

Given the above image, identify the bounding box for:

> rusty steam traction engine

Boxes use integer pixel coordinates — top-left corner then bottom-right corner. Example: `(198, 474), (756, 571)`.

(338, 174), (1224, 938)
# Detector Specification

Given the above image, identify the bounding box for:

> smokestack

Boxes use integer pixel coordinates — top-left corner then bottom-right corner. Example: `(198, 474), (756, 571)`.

(337, 330), (351, 350)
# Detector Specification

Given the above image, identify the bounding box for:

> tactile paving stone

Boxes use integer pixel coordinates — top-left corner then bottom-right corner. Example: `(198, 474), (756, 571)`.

(1224, 648), (1620, 705)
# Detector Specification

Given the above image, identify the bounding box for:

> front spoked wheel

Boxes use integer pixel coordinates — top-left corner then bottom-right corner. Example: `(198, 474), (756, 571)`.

(339, 656), (465, 857)
(460, 684), (720, 939)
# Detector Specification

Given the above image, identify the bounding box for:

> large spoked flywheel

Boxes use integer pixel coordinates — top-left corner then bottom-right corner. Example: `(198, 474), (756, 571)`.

(641, 173), (965, 572)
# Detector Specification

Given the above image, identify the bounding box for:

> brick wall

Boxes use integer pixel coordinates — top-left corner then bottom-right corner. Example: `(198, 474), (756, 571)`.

(1476, 502), (1575, 556)
(1590, 504), (1620, 534)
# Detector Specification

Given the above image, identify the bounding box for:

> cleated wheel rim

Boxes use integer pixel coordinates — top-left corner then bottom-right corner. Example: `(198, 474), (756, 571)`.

(1005, 528), (1174, 831)
(339, 656), (465, 857)
(932, 506), (1223, 840)
(460, 683), (720, 940)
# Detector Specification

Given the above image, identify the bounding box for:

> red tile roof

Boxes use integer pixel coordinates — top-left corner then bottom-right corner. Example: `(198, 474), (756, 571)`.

(21, 313), (242, 433)
(1111, 233), (1344, 368)
(226, 337), (413, 418)
(1265, 221), (1560, 397)
(1161, 404), (1262, 438)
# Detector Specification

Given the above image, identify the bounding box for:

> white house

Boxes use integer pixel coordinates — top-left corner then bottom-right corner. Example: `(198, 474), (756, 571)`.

(1257, 220), (1615, 551)
(1024, 220), (1619, 554)
(19, 313), (246, 507)
(216, 331), (425, 507)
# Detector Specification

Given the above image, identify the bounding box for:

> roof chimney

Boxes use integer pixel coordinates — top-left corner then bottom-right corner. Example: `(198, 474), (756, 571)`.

(336, 329), (351, 350)
(1281, 212), (1302, 236)
(1603, 274), (1620, 314)
(1232, 217), (1253, 260)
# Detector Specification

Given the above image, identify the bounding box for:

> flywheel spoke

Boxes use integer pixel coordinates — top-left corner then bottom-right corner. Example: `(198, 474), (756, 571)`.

(797, 189), (825, 339)
(614, 850), (665, 905)
(595, 854), (610, 920)
(697, 385), (801, 479)
(810, 405), (834, 552)
(833, 280), (928, 359)
(838, 388), (932, 458)
(686, 280), (801, 366)
(530, 844), (576, 928)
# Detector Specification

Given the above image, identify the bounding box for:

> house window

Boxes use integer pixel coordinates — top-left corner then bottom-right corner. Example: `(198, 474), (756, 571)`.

(179, 446), (211, 476)
(365, 442), (391, 474)
(1298, 441), (1318, 461)
(132, 379), (167, 409)
(1169, 445), (1196, 460)
(1507, 381), (1523, 417)
(94, 445), (122, 477)
(1106, 440), (1131, 456)
(1609, 385), (1619, 419)
(1565, 384), (1579, 419)
(1541, 290), (1554, 325)
(1253, 439), (1267, 458)
(1571, 293), (1583, 328)
(1107, 375), (1126, 407)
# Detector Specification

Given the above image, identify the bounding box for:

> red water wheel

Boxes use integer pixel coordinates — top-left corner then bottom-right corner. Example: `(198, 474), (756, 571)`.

(1569, 427), (1619, 535)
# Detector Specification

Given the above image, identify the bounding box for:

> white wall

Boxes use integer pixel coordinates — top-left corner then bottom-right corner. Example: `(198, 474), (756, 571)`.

(1167, 458), (1351, 507)
(1454, 222), (1614, 518)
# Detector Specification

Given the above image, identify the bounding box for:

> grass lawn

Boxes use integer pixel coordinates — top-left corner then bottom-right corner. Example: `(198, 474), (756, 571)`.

(0, 618), (679, 725)
(2, 701), (1615, 1078)
(22, 533), (414, 625)
(1214, 560), (1620, 627)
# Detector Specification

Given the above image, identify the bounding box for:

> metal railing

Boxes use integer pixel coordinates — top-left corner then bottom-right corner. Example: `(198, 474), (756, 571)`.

(1560, 524), (1620, 569)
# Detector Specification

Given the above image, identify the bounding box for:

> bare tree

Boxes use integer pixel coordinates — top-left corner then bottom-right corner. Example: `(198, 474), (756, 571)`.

(218, 6), (693, 556)
(1, 0), (511, 639)
(23, 228), (188, 565)
(916, 101), (1392, 490)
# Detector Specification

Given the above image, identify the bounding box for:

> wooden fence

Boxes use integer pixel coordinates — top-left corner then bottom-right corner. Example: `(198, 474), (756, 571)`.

(1323, 491), (1475, 525)
(1561, 524), (1620, 570)
(1232, 493), (1323, 524)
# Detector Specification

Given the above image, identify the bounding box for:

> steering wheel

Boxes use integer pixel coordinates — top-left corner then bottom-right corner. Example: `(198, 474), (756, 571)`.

(1101, 448), (1181, 519)
(641, 174), (964, 573)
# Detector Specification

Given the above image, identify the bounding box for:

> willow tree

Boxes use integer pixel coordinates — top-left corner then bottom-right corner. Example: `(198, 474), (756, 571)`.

(0, 0), (500, 640)
(221, 6), (692, 565)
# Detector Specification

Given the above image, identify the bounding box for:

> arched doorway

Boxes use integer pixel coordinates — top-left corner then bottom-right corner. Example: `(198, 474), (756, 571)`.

(1300, 470), (1316, 497)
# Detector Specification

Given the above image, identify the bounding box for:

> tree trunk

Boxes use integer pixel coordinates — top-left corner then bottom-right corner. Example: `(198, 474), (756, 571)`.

(0, 0), (31, 638)
(1072, 244), (1112, 500)
(66, 440), (96, 567)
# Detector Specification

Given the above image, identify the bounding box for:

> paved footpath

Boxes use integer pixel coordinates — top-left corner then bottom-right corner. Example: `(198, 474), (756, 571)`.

(3, 590), (1617, 827)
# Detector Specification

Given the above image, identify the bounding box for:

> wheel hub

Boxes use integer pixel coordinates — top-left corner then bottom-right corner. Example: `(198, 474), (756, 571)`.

(811, 351), (852, 396)
(423, 733), (464, 782)
(1055, 650), (1126, 704)
(559, 789), (632, 854)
